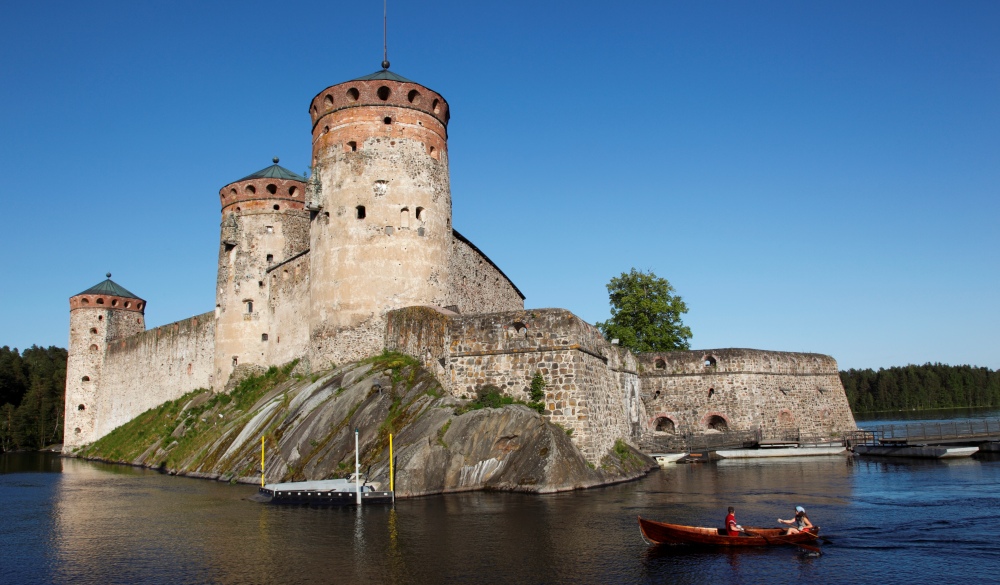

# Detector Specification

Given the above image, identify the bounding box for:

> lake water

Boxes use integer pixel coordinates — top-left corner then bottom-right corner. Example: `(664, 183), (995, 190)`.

(3, 410), (1000, 585)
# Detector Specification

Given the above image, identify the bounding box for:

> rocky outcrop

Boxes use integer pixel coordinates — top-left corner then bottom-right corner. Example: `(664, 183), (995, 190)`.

(76, 355), (655, 495)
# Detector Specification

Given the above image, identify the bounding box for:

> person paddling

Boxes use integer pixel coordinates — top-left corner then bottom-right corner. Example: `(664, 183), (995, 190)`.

(778, 506), (813, 535)
(725, 506), (744, 536)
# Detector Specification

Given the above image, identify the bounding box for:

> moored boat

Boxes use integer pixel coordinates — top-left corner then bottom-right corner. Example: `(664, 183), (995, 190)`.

(638, 516), (820, 547)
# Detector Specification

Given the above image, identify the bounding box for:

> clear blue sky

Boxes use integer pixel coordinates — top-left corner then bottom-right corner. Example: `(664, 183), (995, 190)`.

(2, 1), (997, 371)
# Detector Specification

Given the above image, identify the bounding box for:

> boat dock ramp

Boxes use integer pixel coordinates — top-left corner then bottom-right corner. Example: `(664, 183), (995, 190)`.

(847, 419), (1000, 459)
(645, 420), (1000, 465)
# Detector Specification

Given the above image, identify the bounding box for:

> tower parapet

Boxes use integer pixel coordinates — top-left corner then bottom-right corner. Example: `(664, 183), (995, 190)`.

(307, 68), (454, 367)
(64, 274), (145, 449)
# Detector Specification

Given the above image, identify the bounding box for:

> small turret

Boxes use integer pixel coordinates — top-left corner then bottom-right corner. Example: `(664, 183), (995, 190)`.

(64, 274), (145, 449)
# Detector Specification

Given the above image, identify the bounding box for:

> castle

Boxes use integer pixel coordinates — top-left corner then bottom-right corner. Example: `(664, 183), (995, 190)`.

(63, 65), (856, 462)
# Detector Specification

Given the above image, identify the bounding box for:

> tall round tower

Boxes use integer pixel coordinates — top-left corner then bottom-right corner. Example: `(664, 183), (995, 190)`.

(307, 67), (452, 365)
(214, 159), (308, 386)
(63, 274), (145, 449)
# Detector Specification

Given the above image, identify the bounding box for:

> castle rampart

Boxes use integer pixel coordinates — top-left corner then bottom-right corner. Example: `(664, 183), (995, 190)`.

(637, 349), (856, 437)
(96, 312), (215, 439)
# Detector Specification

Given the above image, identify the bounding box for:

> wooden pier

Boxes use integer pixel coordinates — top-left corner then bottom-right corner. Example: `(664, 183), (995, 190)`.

(847, 419), (1000, 459)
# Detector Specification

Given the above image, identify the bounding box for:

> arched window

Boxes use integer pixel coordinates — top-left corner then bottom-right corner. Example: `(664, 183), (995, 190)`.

(377, 86), (391, 101)
(704, 355), (717, 367)
(89, 344), (98, 352)
(654, 358), (666, 370)
(415, 207), (424, 221)
(245, 300), (253, 314)
(89, 328), (97, 334)
(81, 376), (90, 382)
(77, 404), (86, 411)
(407, 89), (420, 103)
(400, 207), (409, 228)
(346, 87), (359, 101)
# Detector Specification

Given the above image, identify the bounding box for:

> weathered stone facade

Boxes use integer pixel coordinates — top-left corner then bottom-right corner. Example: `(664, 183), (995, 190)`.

(64, 66), (857, 463)
(385, 307), (646, 463)
(637, 349), (856, 437)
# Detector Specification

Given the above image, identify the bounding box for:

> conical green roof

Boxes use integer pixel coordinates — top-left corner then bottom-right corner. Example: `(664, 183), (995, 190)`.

(76, 274), (142, 300)
(352, 69), (414, 83)
(237, 158), (306, 182)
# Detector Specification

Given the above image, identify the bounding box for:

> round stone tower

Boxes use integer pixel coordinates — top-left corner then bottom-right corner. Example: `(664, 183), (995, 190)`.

(214, 159), (308, 386)
(64, 274), (145, 449)
(306, 66), (452, 365)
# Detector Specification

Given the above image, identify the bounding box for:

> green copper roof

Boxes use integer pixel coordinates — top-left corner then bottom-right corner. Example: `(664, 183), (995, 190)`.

(237, 158), (306, 182)
(76, 274), (142, 300)
(352, 69), (415, 83)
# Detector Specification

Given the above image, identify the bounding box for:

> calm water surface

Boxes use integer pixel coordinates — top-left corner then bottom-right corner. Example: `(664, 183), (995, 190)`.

(3, 411), (999, 584)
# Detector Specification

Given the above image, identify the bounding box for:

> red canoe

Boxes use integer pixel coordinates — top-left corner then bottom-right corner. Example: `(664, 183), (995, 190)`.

(638, 516), (820, 547)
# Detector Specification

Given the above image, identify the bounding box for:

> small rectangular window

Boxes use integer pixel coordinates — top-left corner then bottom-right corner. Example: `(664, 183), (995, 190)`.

(266, 226), (274, 233)
(266, 254), (274, 263)
(261, 333), (269, 341)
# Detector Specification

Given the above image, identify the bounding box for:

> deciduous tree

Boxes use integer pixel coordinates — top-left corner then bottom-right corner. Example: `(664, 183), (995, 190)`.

(596, 268), (692, 353)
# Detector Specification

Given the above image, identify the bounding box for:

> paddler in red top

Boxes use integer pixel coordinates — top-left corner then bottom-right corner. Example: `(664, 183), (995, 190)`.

(725, 506), (743, 536)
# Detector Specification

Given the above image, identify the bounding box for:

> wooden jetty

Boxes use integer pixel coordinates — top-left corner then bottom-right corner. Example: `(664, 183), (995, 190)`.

(848, 419), (1000, 459)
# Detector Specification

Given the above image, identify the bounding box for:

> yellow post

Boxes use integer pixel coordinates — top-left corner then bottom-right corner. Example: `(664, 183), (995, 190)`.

(261, 436), (265, 487)
(389, 433), (394, 499)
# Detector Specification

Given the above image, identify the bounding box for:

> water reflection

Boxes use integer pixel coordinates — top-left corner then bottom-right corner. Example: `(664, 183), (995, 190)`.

(2, 451), (998, 584)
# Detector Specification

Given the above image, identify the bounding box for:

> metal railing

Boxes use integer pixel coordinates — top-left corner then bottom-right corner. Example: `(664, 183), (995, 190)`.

(855, 418), (1000, 446)
(639, 427), (851, 454)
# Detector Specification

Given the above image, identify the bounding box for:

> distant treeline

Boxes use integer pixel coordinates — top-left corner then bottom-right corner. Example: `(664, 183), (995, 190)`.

(840, 363), (1000, 414)
(0, 346), (67, 452)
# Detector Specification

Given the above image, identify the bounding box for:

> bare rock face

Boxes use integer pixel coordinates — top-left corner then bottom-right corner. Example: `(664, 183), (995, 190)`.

(80, 356), (656, 496)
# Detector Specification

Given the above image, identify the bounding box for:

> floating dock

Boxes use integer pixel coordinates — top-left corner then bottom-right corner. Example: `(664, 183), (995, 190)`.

(852, 445), (979, 459)
(257, 479), (394, 506)
(715, 446), (847, 459)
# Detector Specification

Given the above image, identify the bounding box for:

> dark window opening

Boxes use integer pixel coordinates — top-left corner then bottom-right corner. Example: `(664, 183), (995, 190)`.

(346, 87), (359, 101)
(266, 184), (277, 195)
(356, 206), (366, 219)
(415, 206), (424, 220)
(383, 117), (392, 125)
(273, 204), (280, 210)
(655, 417), (675, 433)
(704, 356), (717, 367)
(261, 333), (269, 341)
(81, 376), (90, 382)
(348, 141), (357, 152)
(246, 301), (253, 313)
(377, 86), (391, 100)
(708, 388), (715, 398)
(654, 358), (666, 370)
(266, 254), (274, 263)
(78, 404), (86, 411)
(706, 415), (727, 431)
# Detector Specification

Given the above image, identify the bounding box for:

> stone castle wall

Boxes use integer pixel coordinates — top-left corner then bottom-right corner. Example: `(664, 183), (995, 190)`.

(448, 231), (524, 314)
(94, 312), (215, 440)
(637, 349), (856, 438)
(264, 251), (311, 369)
(386, 307), (641, 464)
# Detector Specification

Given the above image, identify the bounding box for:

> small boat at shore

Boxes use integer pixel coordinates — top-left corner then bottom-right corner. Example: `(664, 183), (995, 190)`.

(638, 516), (820, 547)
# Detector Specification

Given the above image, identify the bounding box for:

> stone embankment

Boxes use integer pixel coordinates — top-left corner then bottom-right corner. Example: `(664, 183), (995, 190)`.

(73, 355), (655, 495)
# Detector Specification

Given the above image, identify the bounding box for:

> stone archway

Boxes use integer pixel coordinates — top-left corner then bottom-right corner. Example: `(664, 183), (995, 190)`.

(704, 414), (728, 431)
(653, 416), (676, 434)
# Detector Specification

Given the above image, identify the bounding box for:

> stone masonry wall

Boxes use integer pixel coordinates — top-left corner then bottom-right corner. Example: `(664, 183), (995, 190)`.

(386, 307), (640, 464)
(637, 348), (856, 438)
(448, 231), (524, 315)
(265, 251), (311, 369)
(94, 312), (215, 441)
